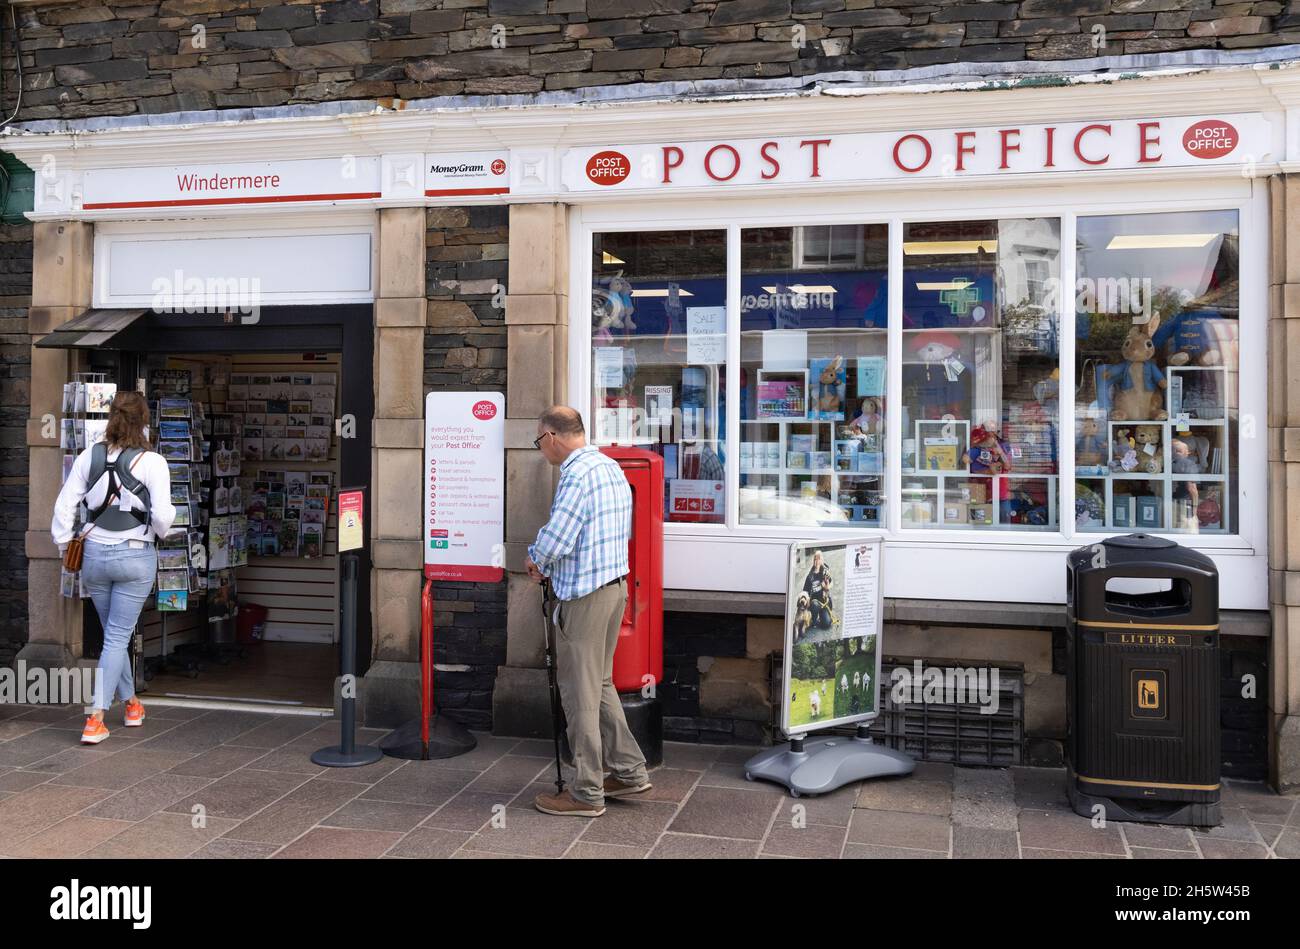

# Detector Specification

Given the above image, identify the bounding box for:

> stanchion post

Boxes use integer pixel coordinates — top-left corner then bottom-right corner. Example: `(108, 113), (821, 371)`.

(311, 549), (381, 768)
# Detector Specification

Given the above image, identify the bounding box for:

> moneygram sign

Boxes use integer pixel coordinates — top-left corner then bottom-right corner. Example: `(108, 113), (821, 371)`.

(562, 112), (1270, 193)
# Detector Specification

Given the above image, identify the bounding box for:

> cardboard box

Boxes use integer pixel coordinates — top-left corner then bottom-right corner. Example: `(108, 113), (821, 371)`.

(966, 481), (990, 504)
(943, 500), (969, 524)
(968, 503), (994, 526)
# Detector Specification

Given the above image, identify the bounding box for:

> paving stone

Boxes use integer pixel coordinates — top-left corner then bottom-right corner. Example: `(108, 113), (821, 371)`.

(953, 825), (1018, 858)
(951, 766), (1018, 830)
(461, 804), (589, 857)
(1270, 828), (1300, 858)
(165, 744), (268, 778)
(1130, 847), (1198, 859)
(86, 812), (240, 859)
(189, 838), (280, 859)
(423, 790), (515, 832)
(0, 770), (53, 793)
(451, 849), (541, 859)
(578, 799), (677, 850)
(1020, 848), (1125, 858)
(855, 776), (952, 816)
(224, 716), (324, 749)
(136, 711), (274, 752)
(1018, 808), (1126, 855)
(0, 719), (50, 741)
(165, 768), (305, 820)
(842, 842), (947, 859)
(660, 742), (725, 771)
(321, 797), (434, 832)
(463, 755), (548, 794)
(761, 822), (847, 858)
(668, 785), (781, 840)
(273, 827), (404, 858)
(50, 748), (194, 790)
(84, 772), (214, 822)
(243, 747), (328, 775)
(0, 784), (113, 850)
(639, 767), (701, 804)
(1193, 806), (1264, 844)
(507, 738), (560, 758)
(311, 752), (406, 783)
(220, 779), (363, 845)
(565, 841), (648, 859)
(848, 808), (951, 853)
(360, 763), (478, 806)
(1121, 823), (1196, 851)
(387, 826), (474, 858)
(4, 815), (134, 858)
(649, 833), (761, 859)
(0, 727), (82, 767)
(1196, 838), (1270, 859)
(1011, 766), (1073, 811)
(782, 784), (858, 827)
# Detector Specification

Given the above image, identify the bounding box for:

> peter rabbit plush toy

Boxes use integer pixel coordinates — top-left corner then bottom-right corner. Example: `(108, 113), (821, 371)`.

(1095, 314), (1168, 421)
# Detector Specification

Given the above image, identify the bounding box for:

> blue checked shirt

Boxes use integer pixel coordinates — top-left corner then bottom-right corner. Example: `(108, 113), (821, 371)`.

(528, 445), (631, 601)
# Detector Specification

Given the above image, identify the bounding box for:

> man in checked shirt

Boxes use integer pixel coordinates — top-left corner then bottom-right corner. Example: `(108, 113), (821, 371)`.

(526, 405), (651, 817)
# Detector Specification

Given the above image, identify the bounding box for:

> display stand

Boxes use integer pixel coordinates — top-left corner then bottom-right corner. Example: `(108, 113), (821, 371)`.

(744, 536), (914, 797)
(745, 724), (915, 797)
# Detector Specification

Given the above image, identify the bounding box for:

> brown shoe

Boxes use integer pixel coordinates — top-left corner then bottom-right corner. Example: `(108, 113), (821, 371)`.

(534, 790), (605, 817)
(603, 775), (653, 799)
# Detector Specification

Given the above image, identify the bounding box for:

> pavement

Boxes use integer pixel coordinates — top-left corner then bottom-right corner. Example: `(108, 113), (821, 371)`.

(0, 703), (1296, 859)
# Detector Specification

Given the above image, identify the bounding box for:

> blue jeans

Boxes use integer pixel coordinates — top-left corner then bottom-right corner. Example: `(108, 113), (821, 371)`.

(80, 540), (156, 712)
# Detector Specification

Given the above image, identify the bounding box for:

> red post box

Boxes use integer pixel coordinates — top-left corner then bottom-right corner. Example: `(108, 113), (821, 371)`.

(600, 445), (664, 766)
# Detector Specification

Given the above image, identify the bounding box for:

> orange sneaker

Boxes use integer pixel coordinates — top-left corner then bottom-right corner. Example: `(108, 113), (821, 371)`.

(124, 698), (145, 727)
(81, 717), (110, 745)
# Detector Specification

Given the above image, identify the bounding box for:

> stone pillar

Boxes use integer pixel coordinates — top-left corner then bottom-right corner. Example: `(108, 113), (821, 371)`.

(1268, 174), (1300, 793)
(360, 207), (428, 727)
(492, 203), (569, 737)
(19, 222), (93, 671)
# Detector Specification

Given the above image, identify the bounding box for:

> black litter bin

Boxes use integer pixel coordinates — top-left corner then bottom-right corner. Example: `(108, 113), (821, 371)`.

(1065, 533), (1221, 827)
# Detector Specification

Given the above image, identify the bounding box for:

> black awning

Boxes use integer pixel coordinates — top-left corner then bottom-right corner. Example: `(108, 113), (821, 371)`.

(34, 308), (149, 349)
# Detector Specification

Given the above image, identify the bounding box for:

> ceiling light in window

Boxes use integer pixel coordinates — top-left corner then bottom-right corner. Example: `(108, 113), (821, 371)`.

(759, 285), (838, 294)
(629, 288), (694, 298)
(902, 240), (998, 255)
(1104, 234), (1218, 250)
(916, 280), (974, 292)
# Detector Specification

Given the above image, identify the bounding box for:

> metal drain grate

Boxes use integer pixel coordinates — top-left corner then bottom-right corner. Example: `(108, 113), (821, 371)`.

(866, 657), (1025, 766)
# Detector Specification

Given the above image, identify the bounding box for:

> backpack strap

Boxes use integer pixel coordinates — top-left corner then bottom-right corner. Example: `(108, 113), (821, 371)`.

(85, 446), (152, 533)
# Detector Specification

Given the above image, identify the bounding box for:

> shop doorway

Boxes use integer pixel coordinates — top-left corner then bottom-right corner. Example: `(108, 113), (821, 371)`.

(52, 306), (373, 711)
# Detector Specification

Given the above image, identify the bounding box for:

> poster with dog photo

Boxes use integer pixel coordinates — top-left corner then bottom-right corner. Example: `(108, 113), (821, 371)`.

(781, 536), (883, 736)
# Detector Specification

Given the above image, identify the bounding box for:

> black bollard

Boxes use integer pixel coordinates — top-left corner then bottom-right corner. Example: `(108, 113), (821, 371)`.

(312, 552), (382, 768)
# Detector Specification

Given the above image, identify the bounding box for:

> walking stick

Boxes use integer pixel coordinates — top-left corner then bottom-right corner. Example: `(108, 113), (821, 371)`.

(540, 579), (566, 795)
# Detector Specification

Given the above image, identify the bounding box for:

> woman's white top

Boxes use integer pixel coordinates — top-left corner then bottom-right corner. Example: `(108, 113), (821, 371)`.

(51, 443), (178, 547)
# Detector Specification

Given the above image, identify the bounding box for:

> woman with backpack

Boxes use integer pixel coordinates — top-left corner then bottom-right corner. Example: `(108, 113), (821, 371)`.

(52, 390), (176, 745)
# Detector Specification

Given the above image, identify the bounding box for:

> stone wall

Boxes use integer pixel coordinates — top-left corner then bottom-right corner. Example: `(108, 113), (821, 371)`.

(0, 222), (31, 670)
(424, 204), (508, 730)
(4, 0), (1294, 122)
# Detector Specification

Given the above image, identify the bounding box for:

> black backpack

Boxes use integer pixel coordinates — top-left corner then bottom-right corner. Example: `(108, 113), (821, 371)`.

(80, 443), (153, 533)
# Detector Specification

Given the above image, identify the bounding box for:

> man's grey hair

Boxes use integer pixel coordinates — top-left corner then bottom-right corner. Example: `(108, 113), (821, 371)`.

(540, 405), (585, 437)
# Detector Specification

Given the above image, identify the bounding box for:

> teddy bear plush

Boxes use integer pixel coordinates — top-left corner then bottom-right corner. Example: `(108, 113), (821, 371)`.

(963, 424), (1012, 475)
(1112, 428), (1138, 472)
(1152, 310), (1224, 367)
(1096, 314), (1169, 421)
(1133, 424), (1163, 474)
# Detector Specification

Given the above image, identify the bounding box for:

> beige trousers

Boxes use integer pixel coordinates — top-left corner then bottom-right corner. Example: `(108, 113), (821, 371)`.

(555, 577), (649, 805)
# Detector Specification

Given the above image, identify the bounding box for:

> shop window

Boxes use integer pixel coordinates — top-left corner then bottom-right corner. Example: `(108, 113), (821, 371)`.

(739, 224), (889, 528)
(1074, 210), (1239, 535)
(900, 218), (1062, 531)
(592, 230), (727, 524)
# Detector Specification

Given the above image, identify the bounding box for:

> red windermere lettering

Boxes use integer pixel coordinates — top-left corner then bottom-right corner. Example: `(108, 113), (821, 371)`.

(177, 172), (283, 192)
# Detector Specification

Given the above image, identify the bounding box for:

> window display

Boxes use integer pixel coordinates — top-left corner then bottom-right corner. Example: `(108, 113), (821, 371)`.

(592, 230), (727, 524)
(1074, 210), (1238, 535)
(739, 224), (888, 527)
(900, 218), (1062, 530)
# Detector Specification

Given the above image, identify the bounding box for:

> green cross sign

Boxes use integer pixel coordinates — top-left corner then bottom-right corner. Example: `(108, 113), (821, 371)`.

(939, 279), (979, 315)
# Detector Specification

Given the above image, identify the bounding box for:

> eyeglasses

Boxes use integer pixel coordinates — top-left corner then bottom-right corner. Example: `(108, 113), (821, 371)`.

(533, 431), (553, 450)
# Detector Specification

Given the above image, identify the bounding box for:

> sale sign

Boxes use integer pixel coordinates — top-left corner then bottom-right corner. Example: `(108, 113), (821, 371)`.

(423, 392), (505, 582)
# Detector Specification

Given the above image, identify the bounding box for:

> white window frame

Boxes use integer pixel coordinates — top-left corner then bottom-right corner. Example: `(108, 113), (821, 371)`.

(568, 175), (1267, 610)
